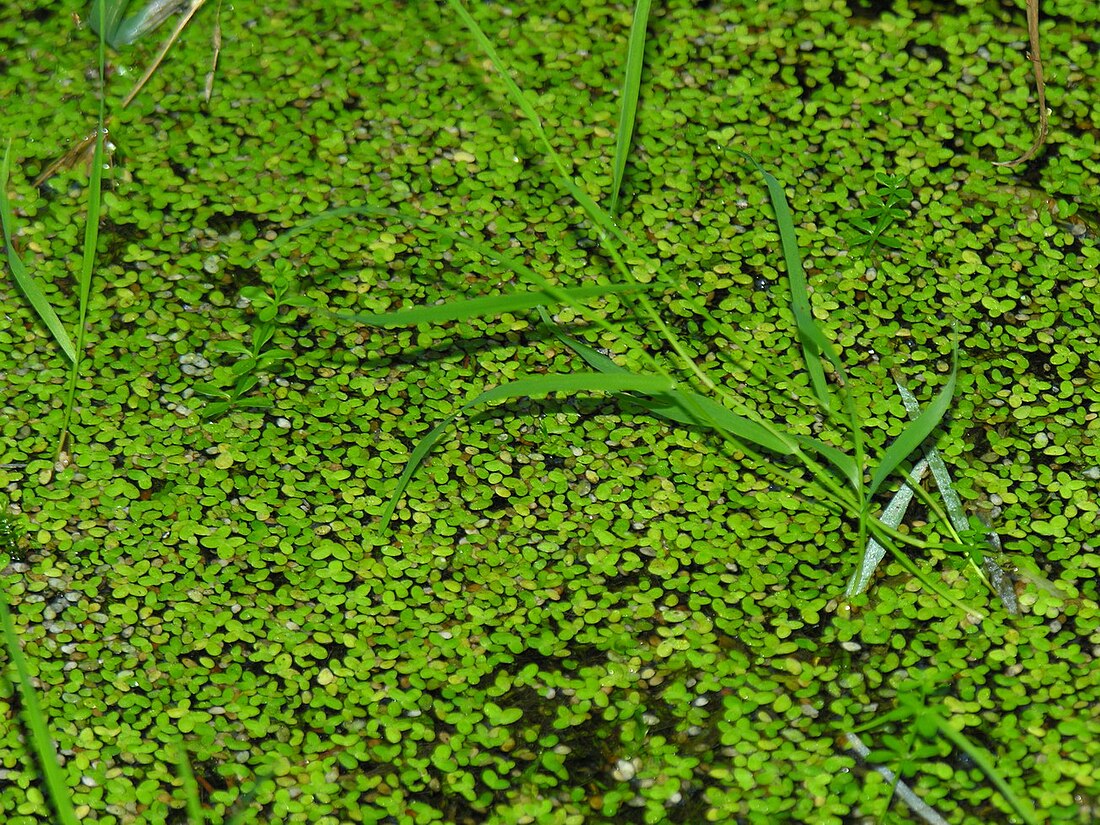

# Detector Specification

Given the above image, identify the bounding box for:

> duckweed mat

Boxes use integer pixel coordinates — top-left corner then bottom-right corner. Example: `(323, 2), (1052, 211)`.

(1, 1), (1098, 823)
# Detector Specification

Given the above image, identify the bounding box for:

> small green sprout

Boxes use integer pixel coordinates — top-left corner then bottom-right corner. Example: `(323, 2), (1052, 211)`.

(194, 261), (314, 418)
(845, 172), (913, 258)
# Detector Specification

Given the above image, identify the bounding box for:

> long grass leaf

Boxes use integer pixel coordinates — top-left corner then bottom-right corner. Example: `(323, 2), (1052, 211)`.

(0, 140), (78, 364)
(791, 434), (861, 491)
(734, 151), (838, 409)
(446, 0), (631, 249)
(58, 0), (110, 456)
(254, 204), (636, 338)
(176, 745), (204, 824)
(866, 343), (957, 499)
(609, 0), (652, 215)
(934, 722), (1040, 825)
(536, 311), (799, 456)
(380, 371), (675, 530)
(0, 589), (80, 825)
(336, 282), (648, 327)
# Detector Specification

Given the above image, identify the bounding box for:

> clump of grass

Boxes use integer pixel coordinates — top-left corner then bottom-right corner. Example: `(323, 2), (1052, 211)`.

(1, 3), (109, 465)
(251, 3), (1044, 820)
(268, 0), (993, 620)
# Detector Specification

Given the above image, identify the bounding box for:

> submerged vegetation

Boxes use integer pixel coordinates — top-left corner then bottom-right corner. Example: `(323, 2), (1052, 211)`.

(0, 0), (1097, 822)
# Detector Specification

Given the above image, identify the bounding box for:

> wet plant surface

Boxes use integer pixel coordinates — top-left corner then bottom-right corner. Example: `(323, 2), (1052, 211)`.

(1, 1), (1098, 823)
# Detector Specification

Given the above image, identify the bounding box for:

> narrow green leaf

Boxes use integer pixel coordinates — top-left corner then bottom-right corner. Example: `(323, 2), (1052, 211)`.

(176, 745), (205, 824)
(867, 343), (957, 499)
(254, 203), (639, 336)
(537, 309), (798, 457)
(445, 0), (633, 250)
(0, 590), (81, 825)
(792, 433), (860, 491)
(609, 0), (652, 215)
(0, 140), (78, 364)
(935, 723), (1040, 825)
(734, 152), (842, 410)
(337, 282), (646, 328)
(380, 372), (676, 531)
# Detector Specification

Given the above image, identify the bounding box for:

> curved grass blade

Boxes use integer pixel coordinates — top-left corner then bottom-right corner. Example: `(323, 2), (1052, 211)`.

(609, 0), (652, 215)
(536, 307), (796, 455)
(446, 0), (630, 249)
(176, 745), (204, 823)
(380, 371), (675, 531)
(0, 589), (80, 825)
(335, 282), (650, 328)
(253, 204), (639, 336)
(0, 140), (78, 365)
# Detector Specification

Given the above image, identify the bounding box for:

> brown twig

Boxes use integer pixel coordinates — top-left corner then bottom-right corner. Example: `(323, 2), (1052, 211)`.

(994, 0), (1049, 167)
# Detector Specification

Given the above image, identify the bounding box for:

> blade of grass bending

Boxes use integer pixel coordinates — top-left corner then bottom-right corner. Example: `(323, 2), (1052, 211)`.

(446, 0), (631, 251)
(334, 282), (650, 328)
(537, 308), (796, 455)
(540, 307), (865, 493)
(0, 589), (80, 825)
(0, 140), (78, 364)
(539, 308), (864, 503)
(379, 372), (675, 531)
(609, 0), (652, 215)
(176, 744), (205, 823)
(538, 309), (859, 502)
(866, 341), (957, 500)
(254, 204), (634, 345)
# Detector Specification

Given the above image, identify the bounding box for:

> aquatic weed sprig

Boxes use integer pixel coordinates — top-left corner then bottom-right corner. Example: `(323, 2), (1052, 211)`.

(844, 172), (913, 258)
(193, 260), (315, 418)
(851, 668), (1040, 824)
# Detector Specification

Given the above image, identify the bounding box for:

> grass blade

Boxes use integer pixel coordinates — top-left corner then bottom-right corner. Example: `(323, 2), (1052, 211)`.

(934, 720), (1040, 825)
(609, 0), (652, 215)
(445, 0), (629, 248)
(335, 282), (649, 327)
(176, 744), (204, 824)
(256, 204), (638, 338)
(380, 371), (675, 531)
(537, 307), (796, 455)
(866, 342), (957, 500)
(0, 589), (80, 825)
(57, 0), (110, 456)
(735, 151), (839, 411)
(0, 140), (78, 364)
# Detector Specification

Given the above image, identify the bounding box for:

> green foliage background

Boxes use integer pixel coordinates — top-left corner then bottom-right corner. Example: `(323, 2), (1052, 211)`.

(0, 0), (1097, 822)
